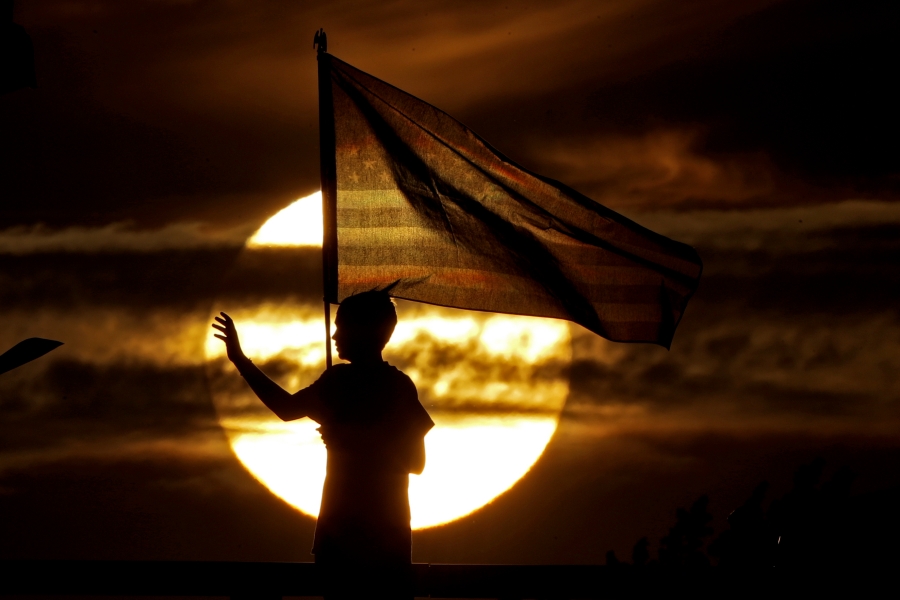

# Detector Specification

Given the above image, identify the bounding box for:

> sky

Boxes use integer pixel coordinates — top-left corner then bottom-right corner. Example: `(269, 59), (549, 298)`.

(2, 0), (900, 566)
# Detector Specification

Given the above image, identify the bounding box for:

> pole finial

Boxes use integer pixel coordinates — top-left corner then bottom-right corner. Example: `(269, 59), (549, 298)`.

(313, 28), (327, 53)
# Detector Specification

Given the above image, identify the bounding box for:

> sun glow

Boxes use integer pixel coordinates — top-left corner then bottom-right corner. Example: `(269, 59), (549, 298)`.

(223, 415), (558, 529)
(207, 193), (572, 529)
(248, 191), (323, 247)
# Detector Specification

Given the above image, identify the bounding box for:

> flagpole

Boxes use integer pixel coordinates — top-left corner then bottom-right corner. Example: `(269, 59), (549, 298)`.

(315, 29), (337, 368)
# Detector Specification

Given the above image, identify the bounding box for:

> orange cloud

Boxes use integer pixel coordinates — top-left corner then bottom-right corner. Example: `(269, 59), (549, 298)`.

(535, 128), (778, 208)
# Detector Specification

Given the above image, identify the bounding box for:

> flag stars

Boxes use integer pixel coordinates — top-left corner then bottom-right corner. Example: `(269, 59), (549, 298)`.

(325, 58), (702, 348)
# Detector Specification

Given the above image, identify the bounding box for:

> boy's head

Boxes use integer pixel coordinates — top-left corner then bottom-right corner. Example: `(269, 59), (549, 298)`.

(333, 290), (397, 361)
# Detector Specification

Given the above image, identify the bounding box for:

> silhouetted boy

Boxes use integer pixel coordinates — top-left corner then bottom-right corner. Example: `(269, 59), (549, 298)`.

(212, 290), (433, 599)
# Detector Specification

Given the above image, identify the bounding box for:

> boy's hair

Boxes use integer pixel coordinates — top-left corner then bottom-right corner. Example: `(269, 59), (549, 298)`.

(336, 290), (398, 347)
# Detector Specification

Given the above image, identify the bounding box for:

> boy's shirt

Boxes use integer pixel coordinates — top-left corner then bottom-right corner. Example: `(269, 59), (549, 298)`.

(296, 361), (433, 563)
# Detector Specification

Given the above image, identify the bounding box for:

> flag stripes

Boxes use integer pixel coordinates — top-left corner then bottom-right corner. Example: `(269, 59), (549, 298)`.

(322, 54), (702, 347)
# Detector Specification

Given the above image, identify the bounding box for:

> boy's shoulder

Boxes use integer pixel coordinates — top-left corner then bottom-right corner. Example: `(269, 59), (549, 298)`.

(383, 362), (417, 388)
(322, 362), (416, 389)
(322, 362), (432, 431)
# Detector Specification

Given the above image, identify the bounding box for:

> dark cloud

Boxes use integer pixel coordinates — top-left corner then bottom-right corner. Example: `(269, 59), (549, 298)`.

(3, 0), (897, 231)
(2, 3), (321, 228)
(218, 247), (323, 304)
(4, 209), (900, 430)
(636, 0), (900, 186)
(526, 129), (780, 209)
(559, 206), (900, 424)
(498, 0), (900, 205)
(0, 221), (252, 254)
(0, 245), (332, 313)
(0, 451), (317, 560)
(242, 211), (900, 319)
(0, 248), (237, 309)
(0, 358), (217, 451)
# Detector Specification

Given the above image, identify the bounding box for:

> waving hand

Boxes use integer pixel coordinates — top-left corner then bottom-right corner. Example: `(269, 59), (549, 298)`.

(212, 312), (246, 364)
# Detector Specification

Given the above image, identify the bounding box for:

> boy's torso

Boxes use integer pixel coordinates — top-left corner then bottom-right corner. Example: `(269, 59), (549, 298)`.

(305, 362), (432, 562)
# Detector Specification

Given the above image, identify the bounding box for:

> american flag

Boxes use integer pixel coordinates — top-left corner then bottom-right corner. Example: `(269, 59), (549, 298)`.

(320, 54), (702, 348)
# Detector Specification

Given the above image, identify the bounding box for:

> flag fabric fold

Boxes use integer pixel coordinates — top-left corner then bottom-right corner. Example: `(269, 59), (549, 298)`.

(322, 53), (702, 348)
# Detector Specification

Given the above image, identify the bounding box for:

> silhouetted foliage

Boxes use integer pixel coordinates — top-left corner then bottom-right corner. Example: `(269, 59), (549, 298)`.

(708, 481), (773, 568)
(604, 550), (621, 567)
(606, 459), (900, 570)
(658, 495), (714, 567)
(631, 537), (649, 567)
(769, 460), (856, 569)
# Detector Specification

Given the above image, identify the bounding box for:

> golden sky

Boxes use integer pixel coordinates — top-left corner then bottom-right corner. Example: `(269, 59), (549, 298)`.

(1, 0), (899, 565)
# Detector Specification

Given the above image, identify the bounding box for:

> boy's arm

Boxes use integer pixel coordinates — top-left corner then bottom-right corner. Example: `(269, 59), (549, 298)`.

(234, 356), (318, 422)
(213, 312), (319, 422)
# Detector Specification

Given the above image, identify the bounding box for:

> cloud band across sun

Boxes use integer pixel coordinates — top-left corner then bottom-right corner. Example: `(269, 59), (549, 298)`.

(207, 193), (572, 528)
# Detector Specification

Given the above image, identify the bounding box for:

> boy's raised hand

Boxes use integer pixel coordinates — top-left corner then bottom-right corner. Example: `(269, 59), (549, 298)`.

(212, 312), (246, 364)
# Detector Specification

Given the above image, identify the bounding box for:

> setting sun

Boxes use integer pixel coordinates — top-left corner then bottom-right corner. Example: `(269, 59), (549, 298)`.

(207, 193), (572, 528)
(248, 192), (324, 247)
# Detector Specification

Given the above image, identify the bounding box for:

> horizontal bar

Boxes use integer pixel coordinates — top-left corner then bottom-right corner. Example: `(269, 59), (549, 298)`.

(0, 560), (883, 598)
(0, 560), (320, 597)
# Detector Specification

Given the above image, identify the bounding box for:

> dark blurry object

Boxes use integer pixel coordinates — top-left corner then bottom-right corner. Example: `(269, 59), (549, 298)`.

(768, 460), (857, 569)
(658, 495), (714, 567)
(0, 338), (63, 376)
(313, 28), (327, 53)
(604, 549), (621, 566)
(611, 460), (900, 570)
(631, 537), (650, 567)
(709, 481), (774, 568)
(1, 0), (36, 95)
